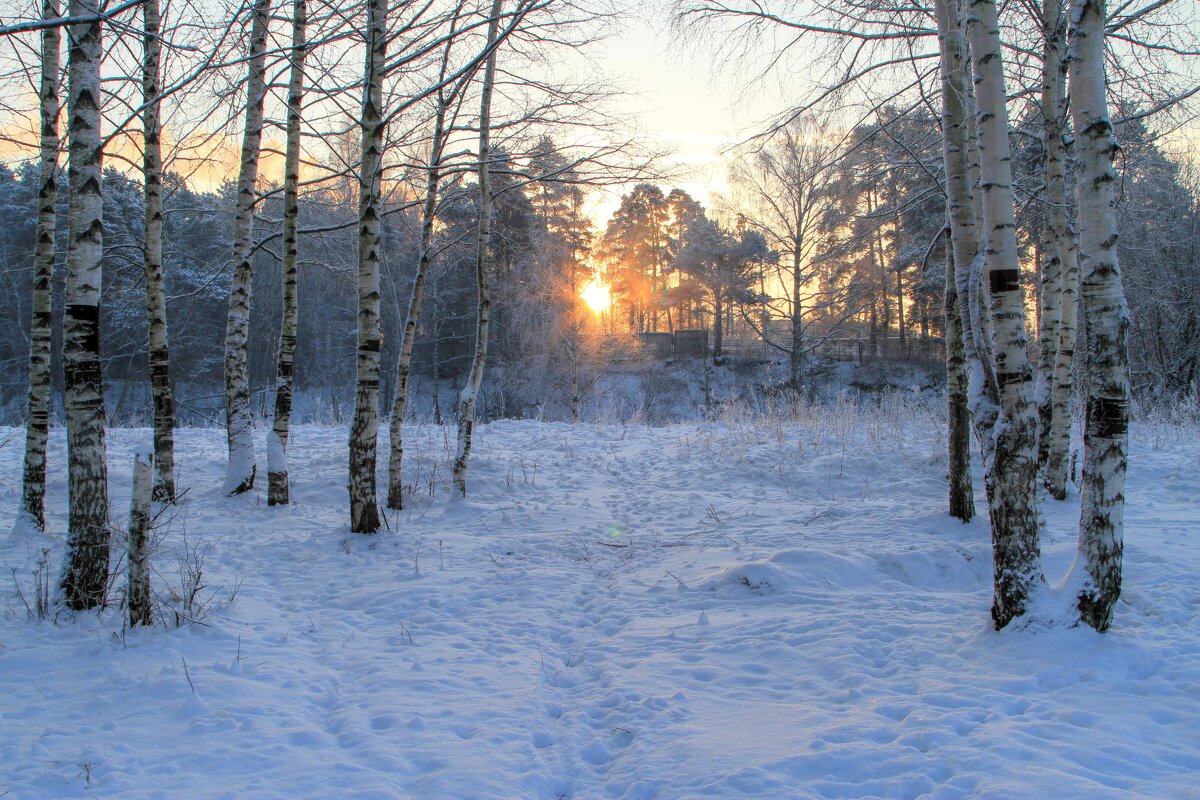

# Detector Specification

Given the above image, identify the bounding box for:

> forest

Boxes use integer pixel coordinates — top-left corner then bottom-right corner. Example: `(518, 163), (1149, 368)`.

(1, 0), (1199, 796)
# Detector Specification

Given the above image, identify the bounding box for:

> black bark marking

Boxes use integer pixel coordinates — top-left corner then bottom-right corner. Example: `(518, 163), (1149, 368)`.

(989, 268), (1020, 294)
(1088, 396), (1128, 439)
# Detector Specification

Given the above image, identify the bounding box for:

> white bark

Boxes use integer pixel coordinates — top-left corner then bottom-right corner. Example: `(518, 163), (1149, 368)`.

(349, 0), (387, 533)
(21, 0), (60, 530)
(127, 448), (153, 627)
(1068, 0), (1129, 632)
(143, 0), (175, 503)
(387, 15), (459, 510)
(61, 0), (111, 610)
(966, 0), (1044, 629)
(945, 249), (975, 522)
(1039, 0), (1079, 500)
(222, 0), (271, 496)
(453, 0), (504, 498)
(934, 0), (977, 523)
(268, 0), (307, 507)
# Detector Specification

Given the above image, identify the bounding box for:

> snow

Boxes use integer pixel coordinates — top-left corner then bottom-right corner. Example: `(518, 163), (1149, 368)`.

(2, 407), (1198, 798)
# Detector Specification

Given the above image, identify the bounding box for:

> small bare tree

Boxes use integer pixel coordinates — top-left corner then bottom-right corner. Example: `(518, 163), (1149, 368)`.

(452, 0), (504, 498)
(386, 5), (464, 510)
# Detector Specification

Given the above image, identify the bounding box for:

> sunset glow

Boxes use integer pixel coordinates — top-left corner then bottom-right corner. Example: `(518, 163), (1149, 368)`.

(580, 277), (611, 314)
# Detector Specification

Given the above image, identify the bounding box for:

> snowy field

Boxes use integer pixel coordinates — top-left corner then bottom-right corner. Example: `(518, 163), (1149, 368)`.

(2, 399), (1198, 799)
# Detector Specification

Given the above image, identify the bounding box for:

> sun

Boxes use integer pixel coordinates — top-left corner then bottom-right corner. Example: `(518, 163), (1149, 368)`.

(580, 277), (611, 314)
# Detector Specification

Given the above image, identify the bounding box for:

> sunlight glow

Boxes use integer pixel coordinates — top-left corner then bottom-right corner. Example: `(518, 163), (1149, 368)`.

(580, 278), (611, 315)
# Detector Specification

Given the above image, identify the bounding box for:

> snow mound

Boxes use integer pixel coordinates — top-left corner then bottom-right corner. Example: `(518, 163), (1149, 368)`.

(700, 548), (879, 595)
(700, 562), (789, 595)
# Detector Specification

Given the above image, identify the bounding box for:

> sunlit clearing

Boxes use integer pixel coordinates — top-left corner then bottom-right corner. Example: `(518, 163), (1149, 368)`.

(581, 278), (611, 314)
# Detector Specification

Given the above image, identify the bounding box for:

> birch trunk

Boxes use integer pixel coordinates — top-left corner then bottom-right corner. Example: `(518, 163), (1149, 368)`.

(349, 0), (387, 532)
(712, 286), (724, 360)
(789, 241), (803, 392)
(966, 0), (1045, 628)
(20, 0), (60, 530)
(945, 250), (976, 521)
(222, 0), (271, 496)
(1068, 0), (1129, 631)
(61, 0), (111, 610)
(143, 0), (175, 503)
(1040, 0), (1079, 500)
(1046, 226), (1080, 498)
(268, 0), (308, 507)
(387, 18), (458, 510)
(934, 0), (977, 522)
(452, 0), (504, 498)
(127, 448), (153, 627)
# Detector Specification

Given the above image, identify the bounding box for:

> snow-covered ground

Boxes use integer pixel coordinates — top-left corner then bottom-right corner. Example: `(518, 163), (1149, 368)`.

(2, 399), (1198, 799)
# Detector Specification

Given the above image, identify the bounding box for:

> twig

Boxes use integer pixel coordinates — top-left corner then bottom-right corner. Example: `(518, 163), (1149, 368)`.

(181, 657), (196, 695)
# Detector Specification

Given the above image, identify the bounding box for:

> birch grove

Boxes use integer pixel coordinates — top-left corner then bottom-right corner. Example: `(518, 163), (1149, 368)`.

(19, 0), (60, 530)
(223, 0), (271, 496)
(60, 0), (111, 609)
(0, 0), (1186, 637)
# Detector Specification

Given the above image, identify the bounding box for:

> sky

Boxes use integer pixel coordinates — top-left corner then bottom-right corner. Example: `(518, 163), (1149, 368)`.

(579, 6), (794, 227)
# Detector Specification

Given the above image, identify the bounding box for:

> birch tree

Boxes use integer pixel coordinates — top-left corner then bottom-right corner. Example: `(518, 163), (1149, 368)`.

(348, 0), (387, 532)
(267, 0), (308, 507)
(965, 0), (1045, 628)
(1068, 0), (1130, 631)
(19, 0), (60, 531)
(933, 0), (976, 522)
(944, 250), (973, 522)
(60, 0), (111, 609)
(1036, 0), (1079, 501)
(452, 0), (504, 498)
(223, 0), (271, 496)
(387, 7), (461, 510)
(143, 0), (175, 502)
